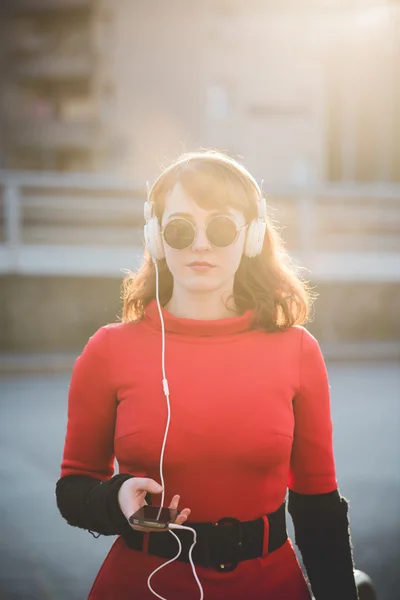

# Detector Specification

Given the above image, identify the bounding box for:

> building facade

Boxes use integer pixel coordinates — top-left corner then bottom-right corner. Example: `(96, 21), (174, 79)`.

(0, 1), (399, 354)
(0, 0), (399, 183)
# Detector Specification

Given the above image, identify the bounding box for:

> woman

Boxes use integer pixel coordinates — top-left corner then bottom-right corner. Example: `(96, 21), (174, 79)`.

(56, 150), (359, 599)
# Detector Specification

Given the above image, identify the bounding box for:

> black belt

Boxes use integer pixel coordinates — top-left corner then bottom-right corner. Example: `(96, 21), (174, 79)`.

(121, 502), (287, 573)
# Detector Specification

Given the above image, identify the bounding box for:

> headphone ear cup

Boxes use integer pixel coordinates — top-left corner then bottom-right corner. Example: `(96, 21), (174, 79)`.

(144, 201), (153, 221)
(245, 197), (268, 257)
(144, 217), (165, 260)
(254, 221), (266, 256)
(244, 219), (266, 258)
(153, 218), (165, 260)
(244, 220), (259, 258)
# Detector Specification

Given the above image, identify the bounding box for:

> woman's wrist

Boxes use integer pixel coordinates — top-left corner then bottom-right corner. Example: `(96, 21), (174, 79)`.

(56, 473), (137, 536)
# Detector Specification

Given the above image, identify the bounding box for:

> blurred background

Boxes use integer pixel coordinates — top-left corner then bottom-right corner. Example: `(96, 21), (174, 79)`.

(0, 0), (399, 599)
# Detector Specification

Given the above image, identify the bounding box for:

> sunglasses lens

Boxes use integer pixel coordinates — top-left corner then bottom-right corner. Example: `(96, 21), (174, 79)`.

(207, 216), (238, 247)
(163, 219), (194, 249)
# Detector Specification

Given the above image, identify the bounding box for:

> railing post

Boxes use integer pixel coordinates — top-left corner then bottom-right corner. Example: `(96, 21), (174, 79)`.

(3, 183), (21, 271)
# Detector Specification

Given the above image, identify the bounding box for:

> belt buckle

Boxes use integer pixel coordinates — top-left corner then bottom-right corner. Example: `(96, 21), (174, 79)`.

(212, 516), (243, 573)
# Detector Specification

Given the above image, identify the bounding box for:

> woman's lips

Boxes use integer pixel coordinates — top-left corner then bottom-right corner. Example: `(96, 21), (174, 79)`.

(187, 262), (215, 271)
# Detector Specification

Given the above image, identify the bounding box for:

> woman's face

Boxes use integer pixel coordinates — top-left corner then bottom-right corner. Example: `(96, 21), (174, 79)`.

(160, 182), (247, 295)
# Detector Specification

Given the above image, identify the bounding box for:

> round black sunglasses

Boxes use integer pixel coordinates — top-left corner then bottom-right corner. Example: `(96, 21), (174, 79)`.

(161, 215), (247, 250)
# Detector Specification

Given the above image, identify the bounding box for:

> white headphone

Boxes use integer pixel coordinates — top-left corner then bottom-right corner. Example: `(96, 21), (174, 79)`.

(143, 190), (268, 260)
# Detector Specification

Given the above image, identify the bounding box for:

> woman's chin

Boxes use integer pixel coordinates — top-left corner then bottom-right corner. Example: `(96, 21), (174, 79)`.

(179, 277), (224, 294)
(185, 282), (221, 293)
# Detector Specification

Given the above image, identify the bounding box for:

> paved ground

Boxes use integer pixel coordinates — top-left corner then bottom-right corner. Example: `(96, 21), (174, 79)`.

(0, 361), (399, 600)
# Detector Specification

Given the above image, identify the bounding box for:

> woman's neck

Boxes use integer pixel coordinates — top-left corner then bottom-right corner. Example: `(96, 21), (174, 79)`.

(164, 290), (237, 321)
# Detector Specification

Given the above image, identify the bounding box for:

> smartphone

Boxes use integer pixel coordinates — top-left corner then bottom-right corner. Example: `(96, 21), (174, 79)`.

(128, 506), (180, 529)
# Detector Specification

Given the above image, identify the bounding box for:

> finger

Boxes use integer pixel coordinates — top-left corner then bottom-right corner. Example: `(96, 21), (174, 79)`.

(169, 494), (180, 510)
(175, 508), (191, 524)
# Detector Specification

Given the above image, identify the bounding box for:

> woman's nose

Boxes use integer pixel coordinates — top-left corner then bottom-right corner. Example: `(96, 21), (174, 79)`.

(191, 224), (211, 251)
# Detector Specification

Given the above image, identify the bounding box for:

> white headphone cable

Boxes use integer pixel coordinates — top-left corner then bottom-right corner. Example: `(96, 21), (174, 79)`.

(146, 257), (204, 600)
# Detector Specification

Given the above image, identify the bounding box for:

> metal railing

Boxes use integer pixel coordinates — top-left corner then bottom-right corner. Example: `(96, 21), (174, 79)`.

(0, 170), (399, 281)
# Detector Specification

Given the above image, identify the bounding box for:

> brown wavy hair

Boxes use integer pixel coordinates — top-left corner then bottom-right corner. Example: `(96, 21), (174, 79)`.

(121, 150), (315, 331)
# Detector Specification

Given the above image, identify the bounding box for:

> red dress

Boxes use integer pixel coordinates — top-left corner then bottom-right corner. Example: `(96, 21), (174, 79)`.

(61, 300), (337, 599)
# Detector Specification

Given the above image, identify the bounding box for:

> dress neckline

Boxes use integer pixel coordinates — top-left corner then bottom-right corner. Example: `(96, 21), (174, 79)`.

(143, 299), (254, 337)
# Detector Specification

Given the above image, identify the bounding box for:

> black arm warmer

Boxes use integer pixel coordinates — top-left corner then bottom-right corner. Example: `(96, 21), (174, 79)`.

(55, 474), (152, 537)
(288, 489), (359, 600)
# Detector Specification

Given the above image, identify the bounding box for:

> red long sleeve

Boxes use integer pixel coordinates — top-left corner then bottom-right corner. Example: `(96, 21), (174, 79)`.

(289, 328), (337, 494)
(61, 326), (116, 480)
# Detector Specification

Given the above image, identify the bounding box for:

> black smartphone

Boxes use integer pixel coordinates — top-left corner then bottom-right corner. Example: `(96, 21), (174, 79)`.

(128, 506), (180, 529)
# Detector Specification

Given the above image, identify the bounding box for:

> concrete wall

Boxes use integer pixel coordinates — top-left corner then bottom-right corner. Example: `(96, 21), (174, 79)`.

(0, 275), (122, 352)
(1, 275), (399, 352)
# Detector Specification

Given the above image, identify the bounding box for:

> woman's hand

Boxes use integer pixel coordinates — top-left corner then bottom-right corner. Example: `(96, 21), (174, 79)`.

(118, 477), (191, 533)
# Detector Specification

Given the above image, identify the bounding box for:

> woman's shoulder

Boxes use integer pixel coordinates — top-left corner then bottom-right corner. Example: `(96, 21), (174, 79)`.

(83, 320), (144, 351)
(270, 324), (308, 342)
(268, 325), (321, 356)
(103, 319), (147, 339)
(280, 324), (318, 342)
(103, 321), (136, 333)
